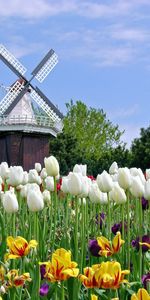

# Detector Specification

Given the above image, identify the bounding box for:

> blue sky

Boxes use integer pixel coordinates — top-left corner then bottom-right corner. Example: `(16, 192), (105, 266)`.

(0, 0), (150, 147)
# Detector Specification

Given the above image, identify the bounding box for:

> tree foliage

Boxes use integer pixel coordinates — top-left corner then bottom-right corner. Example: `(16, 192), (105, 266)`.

(50, 100), (127, 175)
(130, 126), (150, 171)
(63, 100), (123, 160)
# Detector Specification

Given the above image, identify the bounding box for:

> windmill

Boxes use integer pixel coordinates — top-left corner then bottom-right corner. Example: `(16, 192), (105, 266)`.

(0, 44), (63, 170)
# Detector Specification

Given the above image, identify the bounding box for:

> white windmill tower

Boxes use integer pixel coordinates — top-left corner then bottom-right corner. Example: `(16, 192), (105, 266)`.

(0, 44), (63, 170)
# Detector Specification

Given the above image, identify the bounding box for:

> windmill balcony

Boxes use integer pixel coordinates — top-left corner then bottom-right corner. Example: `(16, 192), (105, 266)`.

(0, 114), (62, 136)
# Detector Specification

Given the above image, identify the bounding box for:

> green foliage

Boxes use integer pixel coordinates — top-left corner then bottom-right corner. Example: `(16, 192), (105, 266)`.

(50, 100), (128, 175)
(130, 126), (150, 171)
(63, 100), (123, 160)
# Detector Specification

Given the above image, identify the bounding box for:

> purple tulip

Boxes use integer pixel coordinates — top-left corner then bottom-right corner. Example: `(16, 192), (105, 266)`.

(39, 283), (49, 296)
(111, 221), (127, 235)
(96, 212), (105, 229)
(141, 197), (149, 210)
(132, 235), (150, 252)
(88, 239), (101, 257)
(40, 264), (46, 280)
(142, 273), (150, 289)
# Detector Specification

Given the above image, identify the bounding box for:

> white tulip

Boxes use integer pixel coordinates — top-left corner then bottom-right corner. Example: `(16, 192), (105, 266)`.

(144, 179), (150, 200)
(130, 168), (145, 185)
(61, 176), (69, 193)
(0, 162), (10, 180)
(146, 169), (150, 180)
(96, 171), (113, 193)
(22, 172), (28, 185)
(111, 173), (118, 182)
(27, 190), (44, 212)
(130, 176), (144, 198)
(28, 169), (42, 185)
(7, 166), (24, 186)
(117, 167), (132, 190)
(68, 173), (82, 196)
(40, 168), (47, 179)
(44, 156), (59, 177)
(43, 190), (51, 204)
(2, 189), (19, 213)
(109, 182), (126, 204)
(45, 176), (54, 192)
(20, 185), (28, 198)
(89, 182), (101, 203)
(73, 164), (87, 176)
(109, 161), (118, 175)
(79, 175), (90, 198)
(35, 163), (42, 173)
(99, 192), (108, 204)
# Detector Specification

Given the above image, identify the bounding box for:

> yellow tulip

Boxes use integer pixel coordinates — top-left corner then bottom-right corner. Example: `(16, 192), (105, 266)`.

(131, 288), (150, 300)
(40, 248), (79, 282)
(91, 295), (98, 300)
(0, 265), (5, 283)
(79, 266), (99, 288)
(5, 236), (38, 260)
(97, 232), (124, 257)
(7, 269), (32, 287)
(95, 261), (129, 289)
(139, 242), (150, 249)
(79, 261), (129, 289)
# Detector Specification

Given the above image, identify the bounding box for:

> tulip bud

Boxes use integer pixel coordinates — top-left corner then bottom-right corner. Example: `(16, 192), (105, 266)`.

(117, 167), (132, 190)
(22, 171), (28, 185)
(0, 162), (10, 180)
(73, 164), (87, 176)
(68, 173), (82, 196)
(61, 176), (69, 193)
(109, 161), (118, 175)
(27, 190), (44, 212)
(96, 171), (113, 193)
(35, 163), (42, 173)
(43, 190), (51, 204)
(130, 168), (145, 185)
(45, 176), (54, 192)
(144, 179), (150, 200)
(44, 156), (59, 177)
(7, 166), (24, 187)
(130, 176), (144, 198)
(40, 168), (47, 179)
(89, 182), (101, 203)
(28, 169), (42, 185)
(146, 169), (150, 180)
(109, 182), (126, 204)
(2, 189), (19, 213)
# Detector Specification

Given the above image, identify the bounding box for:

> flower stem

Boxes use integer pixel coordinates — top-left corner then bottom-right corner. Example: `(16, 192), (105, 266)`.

(127, 190), (130, 273)
(74, 196), (79, 261)
(139, 196), (143, 279)
(107, 193), (111, 240)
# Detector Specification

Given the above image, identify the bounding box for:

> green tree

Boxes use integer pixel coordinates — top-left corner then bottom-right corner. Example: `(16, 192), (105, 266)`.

(50, 100), (125, 175)
(63, 100), (123, 161)
(130, 126), (150, 171)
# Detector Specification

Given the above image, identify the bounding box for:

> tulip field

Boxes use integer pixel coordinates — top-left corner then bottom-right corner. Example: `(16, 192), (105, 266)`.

(0, 157), (149, 300)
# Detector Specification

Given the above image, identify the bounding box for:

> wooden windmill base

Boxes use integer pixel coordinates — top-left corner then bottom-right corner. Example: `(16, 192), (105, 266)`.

(0, 131), (50, 170)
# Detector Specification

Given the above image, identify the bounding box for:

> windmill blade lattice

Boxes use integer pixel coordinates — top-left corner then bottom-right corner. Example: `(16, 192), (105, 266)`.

(31, 49), (58, 83)
(0, 44), (27, 76)
(0, 81), (24, 115)
(30, 88), (61, 123)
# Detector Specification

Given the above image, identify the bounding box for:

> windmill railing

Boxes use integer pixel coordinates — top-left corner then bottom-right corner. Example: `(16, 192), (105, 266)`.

(0, 114), (61, 130)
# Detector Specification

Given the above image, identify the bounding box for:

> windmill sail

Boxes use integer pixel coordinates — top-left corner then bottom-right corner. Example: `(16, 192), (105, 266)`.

(0, 44), (27, 77)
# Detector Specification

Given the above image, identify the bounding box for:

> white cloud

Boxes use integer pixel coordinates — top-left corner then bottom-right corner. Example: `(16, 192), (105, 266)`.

(108, 105), (139, 120)
(120, 123), (141, 148)
(0, 0), (150, 19)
